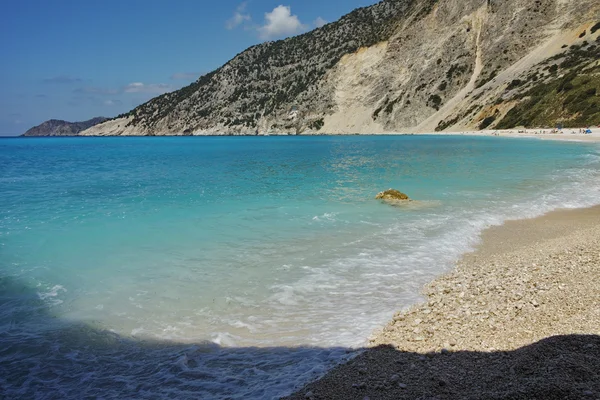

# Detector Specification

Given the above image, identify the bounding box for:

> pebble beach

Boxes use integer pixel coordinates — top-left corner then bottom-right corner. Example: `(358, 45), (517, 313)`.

(288, 204), (600, 399)
(3, 134), (600, 399)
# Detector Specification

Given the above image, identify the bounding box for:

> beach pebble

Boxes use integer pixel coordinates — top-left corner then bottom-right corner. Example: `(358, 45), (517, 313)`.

(304, 391), (314, 399)
(297, 209), (600, 400)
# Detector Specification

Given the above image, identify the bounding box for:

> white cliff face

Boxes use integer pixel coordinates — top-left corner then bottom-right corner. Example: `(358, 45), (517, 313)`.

(81, 0), (600, 136)
(80, 117), (140, 136)
(322, 42), (389, 134)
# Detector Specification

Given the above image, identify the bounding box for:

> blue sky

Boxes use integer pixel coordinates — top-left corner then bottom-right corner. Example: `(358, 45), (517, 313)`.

(0, 0), (379, 136)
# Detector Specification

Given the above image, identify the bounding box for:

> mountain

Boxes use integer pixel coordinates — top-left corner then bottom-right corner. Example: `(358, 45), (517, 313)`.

(81, 0), (600, 136)
(23, 117), (109, 137)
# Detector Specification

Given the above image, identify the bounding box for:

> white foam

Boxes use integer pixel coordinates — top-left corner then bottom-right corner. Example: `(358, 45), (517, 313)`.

(211, 332), (240, 347)
(8, 140), (600, 400)
(230, 320), (255, 331)
(8, 135), (600, 400)
(311, 212), (338, 222)
(37, 285), (67, 305)
(235, 154), (600, 349)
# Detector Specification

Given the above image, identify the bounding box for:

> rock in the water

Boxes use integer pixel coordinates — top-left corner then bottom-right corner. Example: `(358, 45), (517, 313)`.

(375, 189), (410, 201)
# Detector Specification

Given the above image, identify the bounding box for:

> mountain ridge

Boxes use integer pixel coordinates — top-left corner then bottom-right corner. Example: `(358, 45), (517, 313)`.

(81, 0), (600, 136)
(22, 117), (109, 137)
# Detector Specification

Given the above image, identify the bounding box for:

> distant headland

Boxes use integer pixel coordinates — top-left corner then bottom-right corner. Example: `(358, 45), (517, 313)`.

(22, 117), (108, 137)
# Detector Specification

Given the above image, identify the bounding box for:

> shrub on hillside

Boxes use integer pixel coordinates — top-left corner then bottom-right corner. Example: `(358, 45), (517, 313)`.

(479, 115), (496, 129)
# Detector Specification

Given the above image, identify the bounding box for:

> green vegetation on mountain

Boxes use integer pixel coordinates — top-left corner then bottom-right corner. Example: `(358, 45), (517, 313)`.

(82, 1), (600, 136)
(496, 40), (600, 129)
(121, 0), (427, 131)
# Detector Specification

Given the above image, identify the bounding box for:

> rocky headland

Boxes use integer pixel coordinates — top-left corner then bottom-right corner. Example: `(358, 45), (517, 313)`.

(81, 0), (600, 136)
(22, 117), (108, 137)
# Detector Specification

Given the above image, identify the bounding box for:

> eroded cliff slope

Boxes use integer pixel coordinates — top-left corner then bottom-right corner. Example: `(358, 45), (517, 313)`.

(82, 0), (600, 136)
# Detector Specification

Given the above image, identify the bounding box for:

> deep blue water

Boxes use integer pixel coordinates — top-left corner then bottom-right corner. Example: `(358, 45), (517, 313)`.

(1, 135), (599, 398)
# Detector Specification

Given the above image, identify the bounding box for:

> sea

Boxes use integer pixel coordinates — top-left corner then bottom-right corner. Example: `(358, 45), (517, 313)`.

(1, 135), (599, 399)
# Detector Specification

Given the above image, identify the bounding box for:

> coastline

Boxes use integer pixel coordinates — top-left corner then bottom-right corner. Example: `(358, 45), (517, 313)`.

(4, 131), (600, 398)
(287, 205), (600, 399)
(8, 127), (600, 142)
(418, 127), (600, 143)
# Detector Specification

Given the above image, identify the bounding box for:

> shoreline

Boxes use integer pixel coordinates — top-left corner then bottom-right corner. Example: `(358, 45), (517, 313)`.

(7, 127), (600, 142)
(413, 127), (600, 143)
(287, 205), (600, 399)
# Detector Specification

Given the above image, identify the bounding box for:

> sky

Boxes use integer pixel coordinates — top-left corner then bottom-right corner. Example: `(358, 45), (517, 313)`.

(0, 0), (379, 136)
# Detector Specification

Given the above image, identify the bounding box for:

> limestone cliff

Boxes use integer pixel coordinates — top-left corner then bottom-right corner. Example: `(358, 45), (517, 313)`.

(81, 0), (600, 136)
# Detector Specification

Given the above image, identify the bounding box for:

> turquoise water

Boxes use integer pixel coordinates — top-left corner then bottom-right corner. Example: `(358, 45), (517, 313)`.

(1, 135), (600, 398)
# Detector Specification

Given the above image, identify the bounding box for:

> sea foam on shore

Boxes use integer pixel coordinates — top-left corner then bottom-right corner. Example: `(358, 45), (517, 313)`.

(2, 136), (600, 399)
(288, 205), (600, 399)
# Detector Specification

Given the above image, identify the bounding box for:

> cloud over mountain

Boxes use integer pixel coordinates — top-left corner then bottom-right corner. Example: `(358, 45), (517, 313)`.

(226, 2), (251, 30)
(258, 5), (307, 40)
(123, 83), (173, 94)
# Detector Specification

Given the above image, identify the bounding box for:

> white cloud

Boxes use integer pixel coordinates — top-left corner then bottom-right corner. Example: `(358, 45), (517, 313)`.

(68, 82), (174, 110)
(123, 82), (173, 94)
(43, 75), (83, 84)
(73, 82), (173, 96)
(123, 82), (145, 93)
(171, 72), (201, 80)
(103, 99), (122, 106)
(258, 5), (307, 40)
(74, 86), (119, 95)
(10, 113), (23, 124)
(314, 17), (327, 28)
(226, 2), (251, 30)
